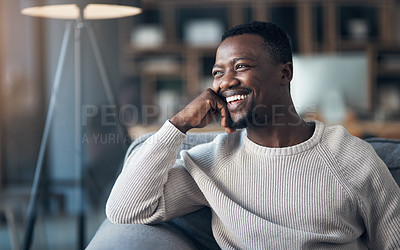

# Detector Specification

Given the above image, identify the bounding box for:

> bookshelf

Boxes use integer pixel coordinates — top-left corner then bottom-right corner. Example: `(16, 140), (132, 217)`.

(368, 44), (400, 120)
(118, 0), (400, 125)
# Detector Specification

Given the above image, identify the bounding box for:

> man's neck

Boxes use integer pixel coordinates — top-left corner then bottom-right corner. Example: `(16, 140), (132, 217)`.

(246, 116), (315, 148)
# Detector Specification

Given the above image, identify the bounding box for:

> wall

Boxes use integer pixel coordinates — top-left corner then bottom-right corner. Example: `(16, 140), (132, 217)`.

(0, 0), (44, 186)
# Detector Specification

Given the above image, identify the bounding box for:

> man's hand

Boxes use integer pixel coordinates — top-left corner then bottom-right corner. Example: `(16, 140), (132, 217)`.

(170, 88), (236, 134)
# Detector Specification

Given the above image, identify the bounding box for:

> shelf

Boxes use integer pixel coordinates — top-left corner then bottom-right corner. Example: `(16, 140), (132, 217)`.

(376, 70), (400, 78)
(125, 44), (217, 56)
(124, 44), (184, 56)
(345, 120), (400, 139)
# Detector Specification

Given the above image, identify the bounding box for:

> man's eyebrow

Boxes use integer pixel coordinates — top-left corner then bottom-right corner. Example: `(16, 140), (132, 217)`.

(212, 64), (222, 70)
(233, 57), (254, 62)
(212, 57), (255, 69)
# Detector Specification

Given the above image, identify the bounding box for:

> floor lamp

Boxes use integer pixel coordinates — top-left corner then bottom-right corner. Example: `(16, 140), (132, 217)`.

(20, 1), (141, 249)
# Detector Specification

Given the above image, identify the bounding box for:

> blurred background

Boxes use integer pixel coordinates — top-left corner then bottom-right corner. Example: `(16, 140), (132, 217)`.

(1, 0), (400, 249)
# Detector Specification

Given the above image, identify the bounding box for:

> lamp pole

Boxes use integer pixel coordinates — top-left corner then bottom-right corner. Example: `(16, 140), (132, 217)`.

(75, 4), (85, 249)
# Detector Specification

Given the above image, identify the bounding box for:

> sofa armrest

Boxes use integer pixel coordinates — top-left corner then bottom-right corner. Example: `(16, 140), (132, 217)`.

(86, 207), (220, 250)
(85, 218), (198, 250)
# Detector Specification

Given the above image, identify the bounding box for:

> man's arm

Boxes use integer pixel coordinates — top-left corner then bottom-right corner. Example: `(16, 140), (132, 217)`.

(106, 121), (207, 224)
(358, 156), (400, 249)
(106, 88), (231, 224)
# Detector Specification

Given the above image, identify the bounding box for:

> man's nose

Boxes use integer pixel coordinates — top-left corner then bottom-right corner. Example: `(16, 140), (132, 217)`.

(219, 71), (240, 90)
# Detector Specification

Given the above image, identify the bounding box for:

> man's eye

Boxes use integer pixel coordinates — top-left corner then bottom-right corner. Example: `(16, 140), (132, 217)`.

(236, 64), (247, 70)
(212, 71), (223, 77)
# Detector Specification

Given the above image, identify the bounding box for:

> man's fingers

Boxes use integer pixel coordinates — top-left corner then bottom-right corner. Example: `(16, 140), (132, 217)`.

(225, 127), (236, 134)
(213, 97), (230, 127)
(207, 89), (227, 114)
(205, 89), (236, 133)
(211, 96), (235, 134)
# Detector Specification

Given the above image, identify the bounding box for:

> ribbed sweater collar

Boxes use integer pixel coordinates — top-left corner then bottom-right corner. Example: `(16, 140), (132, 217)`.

(242, 121), (324, 156)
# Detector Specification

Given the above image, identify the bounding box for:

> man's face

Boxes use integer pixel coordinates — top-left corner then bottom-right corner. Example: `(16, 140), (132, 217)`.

(212, 34), (286, 129)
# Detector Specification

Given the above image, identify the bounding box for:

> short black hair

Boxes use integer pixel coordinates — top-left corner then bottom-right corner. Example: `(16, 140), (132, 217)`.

(221, 21), (293, 64)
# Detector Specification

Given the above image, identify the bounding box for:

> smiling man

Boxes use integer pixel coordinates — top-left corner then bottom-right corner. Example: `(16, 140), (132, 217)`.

(106, 21), (400, 249)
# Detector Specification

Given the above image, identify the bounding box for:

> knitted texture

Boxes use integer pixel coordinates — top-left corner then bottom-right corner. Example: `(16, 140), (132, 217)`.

(106, 121), (400, 249)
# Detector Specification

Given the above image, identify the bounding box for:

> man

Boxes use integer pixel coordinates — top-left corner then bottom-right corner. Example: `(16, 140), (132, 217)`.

(106, 21), (400, 249)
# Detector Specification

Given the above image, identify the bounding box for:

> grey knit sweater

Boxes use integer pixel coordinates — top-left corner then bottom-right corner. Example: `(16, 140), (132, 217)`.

(106, 120), (400, 249)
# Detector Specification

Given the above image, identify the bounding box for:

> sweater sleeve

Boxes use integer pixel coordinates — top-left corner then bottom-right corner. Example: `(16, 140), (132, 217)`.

(105, 121), (208, 224)
(356, 152), (400, 249)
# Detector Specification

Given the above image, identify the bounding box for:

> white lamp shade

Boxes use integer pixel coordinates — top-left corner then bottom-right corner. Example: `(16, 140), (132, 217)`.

(20, 0), (142, 20)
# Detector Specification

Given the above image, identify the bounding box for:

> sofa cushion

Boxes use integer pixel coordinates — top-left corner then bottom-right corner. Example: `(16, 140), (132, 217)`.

(365, 137), (400, 186)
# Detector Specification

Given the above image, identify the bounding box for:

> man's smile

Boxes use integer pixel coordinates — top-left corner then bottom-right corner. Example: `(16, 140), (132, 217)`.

(225, 94), (249, 104)
(224, 93), (252, 115)
(220, 89), (252, 113)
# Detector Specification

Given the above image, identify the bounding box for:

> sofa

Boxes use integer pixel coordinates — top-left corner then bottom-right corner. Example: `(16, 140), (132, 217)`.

(86, 132), (400, 250)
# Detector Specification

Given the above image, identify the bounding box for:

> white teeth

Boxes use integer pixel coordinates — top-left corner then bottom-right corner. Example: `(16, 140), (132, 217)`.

(226, 94), (249, 103)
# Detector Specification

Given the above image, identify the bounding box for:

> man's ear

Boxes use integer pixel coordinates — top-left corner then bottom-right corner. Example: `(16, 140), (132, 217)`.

(281, 62), (293, 85)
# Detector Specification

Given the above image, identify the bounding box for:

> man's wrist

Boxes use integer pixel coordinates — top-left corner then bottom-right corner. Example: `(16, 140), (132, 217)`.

(170, 116), (191, 134)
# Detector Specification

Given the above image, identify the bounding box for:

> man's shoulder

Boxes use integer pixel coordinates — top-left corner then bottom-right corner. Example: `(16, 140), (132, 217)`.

(320, 123), (380, 172)
(321, 123), (374, 155)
